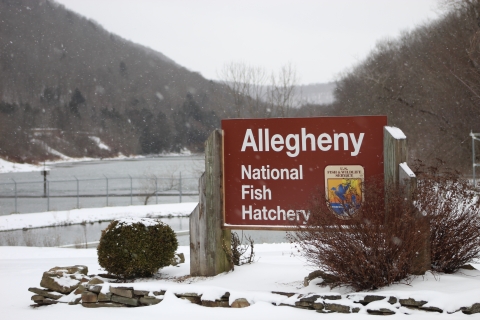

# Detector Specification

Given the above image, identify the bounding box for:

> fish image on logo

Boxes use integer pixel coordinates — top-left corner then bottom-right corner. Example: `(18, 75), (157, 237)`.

(324, 165), (364, 219)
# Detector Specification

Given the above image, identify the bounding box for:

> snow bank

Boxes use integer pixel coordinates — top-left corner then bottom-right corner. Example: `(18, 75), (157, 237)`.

(0, 158), (45, 173)
(0, 203), (197, 231)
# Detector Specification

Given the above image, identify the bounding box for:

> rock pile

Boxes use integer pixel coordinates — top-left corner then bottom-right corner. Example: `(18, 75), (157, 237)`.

(30, 265), (90, 306)
(29, 265), (480, 314)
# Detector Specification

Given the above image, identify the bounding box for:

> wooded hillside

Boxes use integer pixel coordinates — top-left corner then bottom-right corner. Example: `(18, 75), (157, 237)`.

(328, 1), (480, 172)
(0, 0), (233, 161)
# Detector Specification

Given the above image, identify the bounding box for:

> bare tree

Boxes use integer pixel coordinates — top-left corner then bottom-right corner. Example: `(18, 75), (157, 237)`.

(219, 61), (301, 118)
(218, 62), (268, 118)
(267, 62), (300, 117)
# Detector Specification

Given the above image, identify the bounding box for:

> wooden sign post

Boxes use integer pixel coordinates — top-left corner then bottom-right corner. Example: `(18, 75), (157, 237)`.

(383, 126), (429, 275)
(190, 130), (232, 276)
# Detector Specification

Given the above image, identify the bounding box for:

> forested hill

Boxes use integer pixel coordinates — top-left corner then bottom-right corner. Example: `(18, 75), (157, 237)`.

(329, 1), (480, 172)
(0, 0), (233, 162)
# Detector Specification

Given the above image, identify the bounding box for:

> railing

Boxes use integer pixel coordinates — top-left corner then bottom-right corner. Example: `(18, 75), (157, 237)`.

(0, 173), (199, 215)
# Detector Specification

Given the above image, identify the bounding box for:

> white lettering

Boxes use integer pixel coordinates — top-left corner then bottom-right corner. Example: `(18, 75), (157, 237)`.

(241, 129), (257, 152)
(350, 133), (364, 156)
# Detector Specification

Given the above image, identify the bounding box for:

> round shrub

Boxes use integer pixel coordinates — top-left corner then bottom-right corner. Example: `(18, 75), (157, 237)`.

(97, 218), (178, 278)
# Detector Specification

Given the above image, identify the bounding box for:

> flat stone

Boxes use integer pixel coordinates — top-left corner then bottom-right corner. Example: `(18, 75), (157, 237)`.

(231, 298), (250, 308)
(324, 303), (350, 313)
(295, 301), (315, 309)
(272, 291), (296, 298)
(298, 294), (321, 304)
(40, 271), (81, 294)
(82, 302), (126, 308)
(313, 302), (324, 310)
(388, 296), (397, 304)
(87, 277), (104, 285)
(304, 270), (339, 287)
(367, 308), (396, 315)
(177, 292), (201, 297)
(420, 306), (443, 313)
(37, 298), (59, 305)
(74, 284), (87, 295)
(82, 292), (98, 303)
(139, 296), (162, 306)
(28, 287), (63, 300)
(48, 265), (88, 276)
(220, 292), (230, 300)
(153, 290), (166, 296)
(134, 290), (150, 296)
(463, 303), (480, 314)
(111, 295), (139, 307)
(459, 264), (476, 270)
(321, 295), (342, 300)
(358, 295), (386, 305)
(68, 297), (82, 305)
(110, 286), (134, 298)
(171, 253), (185, 266)
(87, 285), (102, 293)
(352, 307), (360, 313)
(31, 295), (45, 302)
(399, 298), (427, 308)
(98, 292), (112, 302)
(178, 296), (201, 305)
(202, 300), (229, 308)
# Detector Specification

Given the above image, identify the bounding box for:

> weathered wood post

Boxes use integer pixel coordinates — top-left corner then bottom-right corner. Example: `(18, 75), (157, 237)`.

(384, 126), (430, 275)
(190, 129), (232, 276)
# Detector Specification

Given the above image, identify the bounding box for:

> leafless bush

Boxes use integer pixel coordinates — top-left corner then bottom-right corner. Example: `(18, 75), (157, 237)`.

(0, 232), (19, 246)
(22, 230), (38, 246)
(414, 160), (480, 273)
(139, 166), (179, 205)
(42, 232), (62, 247)
(224, 231), (255, 269)
(289, 180), (426, 291)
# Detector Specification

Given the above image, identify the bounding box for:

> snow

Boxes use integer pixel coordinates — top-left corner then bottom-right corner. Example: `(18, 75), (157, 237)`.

(0, 203), (196, 231)
(399, 162), (416, 177)
(2, 243), (480, 318)
(0, 158), (46, 173)
(114, 217), (164, 228)
(385, 126), (407, 139)
(2, 203), (480, 318)
(89, 136), (111, 151)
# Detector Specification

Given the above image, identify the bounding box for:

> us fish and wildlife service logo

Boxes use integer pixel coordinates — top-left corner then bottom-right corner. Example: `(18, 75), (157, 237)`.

(324, 165), (364, 219)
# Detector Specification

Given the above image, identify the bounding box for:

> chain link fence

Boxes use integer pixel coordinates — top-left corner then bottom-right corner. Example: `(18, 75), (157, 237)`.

(0, 173), (200, 215)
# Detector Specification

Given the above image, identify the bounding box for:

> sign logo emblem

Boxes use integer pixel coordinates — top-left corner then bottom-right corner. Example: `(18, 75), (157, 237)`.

(325, 165), (364, 219)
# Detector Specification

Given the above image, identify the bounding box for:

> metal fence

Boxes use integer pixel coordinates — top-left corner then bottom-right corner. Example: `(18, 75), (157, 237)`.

(0, 173), (200, 215)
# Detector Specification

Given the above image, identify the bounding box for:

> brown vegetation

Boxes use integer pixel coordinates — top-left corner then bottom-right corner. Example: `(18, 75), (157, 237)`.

(289, 180), (426, 291)
(414, 160), (480, 273)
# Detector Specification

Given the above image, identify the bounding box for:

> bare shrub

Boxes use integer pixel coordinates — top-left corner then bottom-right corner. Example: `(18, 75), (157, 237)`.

(0, 232), (19, 246)
(22, 230), (38, 246)
(42, 232), (62, 247)
(223, 232), (255, 269)
(414, 160), (480, 273)
(289, 179), (426, 291)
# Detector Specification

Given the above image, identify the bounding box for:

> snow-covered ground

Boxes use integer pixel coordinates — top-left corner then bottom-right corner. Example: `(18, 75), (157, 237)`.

(0, 150), (195, 174)
(0, 203), (196, 231)
(1, 203), (480, 318)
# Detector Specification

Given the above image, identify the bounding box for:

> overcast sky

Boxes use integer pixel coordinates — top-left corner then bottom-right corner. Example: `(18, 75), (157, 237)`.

(55, 0), (442, 85)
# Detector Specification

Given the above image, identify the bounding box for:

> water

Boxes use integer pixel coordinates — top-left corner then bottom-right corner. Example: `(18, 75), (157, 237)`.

(0, 217), (289, 247)
(0, 156), (203, 215)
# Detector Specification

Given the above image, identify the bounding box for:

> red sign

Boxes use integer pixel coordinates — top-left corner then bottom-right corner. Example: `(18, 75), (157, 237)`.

(222, 116), (387, 229)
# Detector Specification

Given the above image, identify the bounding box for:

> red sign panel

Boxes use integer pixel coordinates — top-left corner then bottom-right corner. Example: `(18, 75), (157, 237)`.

(222, 116), (387, 229)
